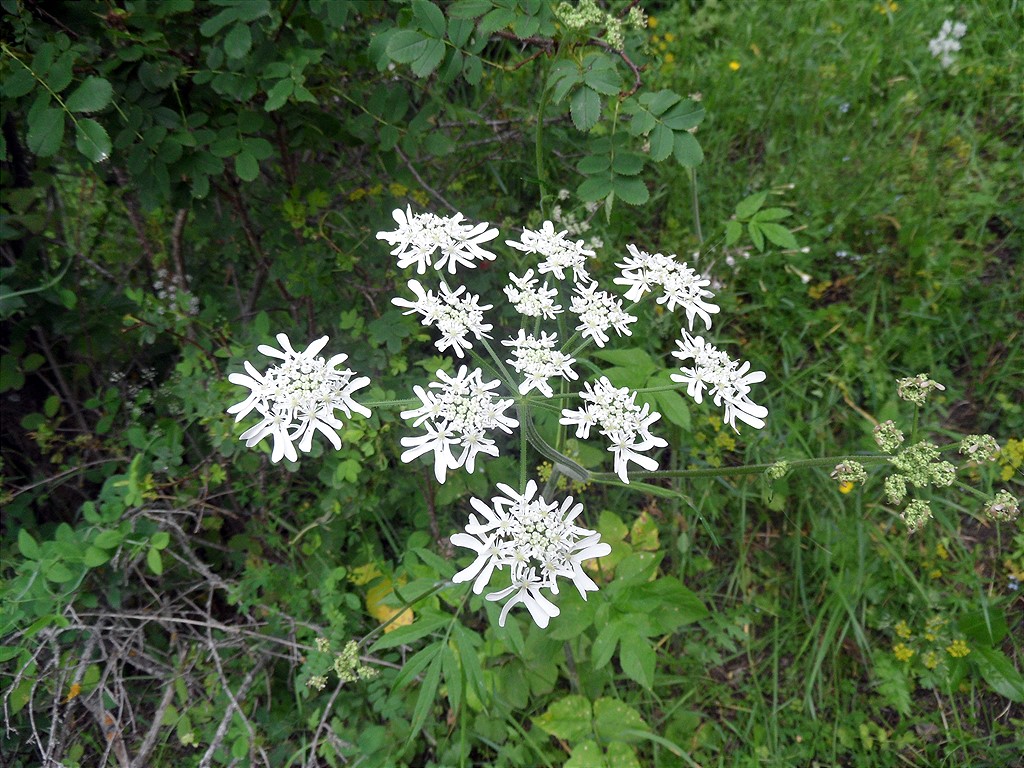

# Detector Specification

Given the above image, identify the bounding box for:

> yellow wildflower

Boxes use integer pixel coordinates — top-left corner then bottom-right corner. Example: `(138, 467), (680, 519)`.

(729, 61), (741, 71)
(923, 651), (939, 669)
(839, 480), (855, 494)
(895, 620), (912, 639)
(893, 643), (914, 662)
(935, 542), (949, 560)
(946, 639), (970, 658)
(64, 682), (82, 703)
(648, 16), (658, 28)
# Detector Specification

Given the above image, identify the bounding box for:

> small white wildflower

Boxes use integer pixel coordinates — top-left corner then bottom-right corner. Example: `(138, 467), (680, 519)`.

(671, 331), (767, 431)
(502, 330), (578, 397)
(400, 366), (518, 482)
(376, 207), (499, 274)
(506, 221), (594, 283)
(451, 480), (610, 628)
(928, 20), (967, 70)
(560, 377), (667, 482)
(228, 333), (371, 463)
(392, 279), (493, 358)
(569, 281), (637, 348)
(504, 269), (563, 319)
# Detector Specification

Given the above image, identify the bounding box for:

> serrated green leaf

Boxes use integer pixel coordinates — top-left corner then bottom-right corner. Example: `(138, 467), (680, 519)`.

(234, 151), (259, 181)
(224, 23), (252, 59)
(27, 107), (64, 157)
(583, 57), (622, 96)
(591, 622), (619, 669)
(387, 30), (428, 64)
(3, 68), (36, 99)
(725, 219), (742, 245)
(639, 89), (681, 115)
(146, 546), (163, 575)
(479, 7), (514, 34)
(200, 8), (240, 37)
(578, 174), (613, 202)
(628, 109), (656, 136)
(75, 119), (111, 163)
(448, 0), (492, 19)
(748, 222), (765, 251)
(592, 348), (658, 376)
(614, 638), (655, 692)
(577, 153), (611, 175)
(64, 77), (113, 113)
(593, 697), (650, 743)
(462, 54), (483, 84)
(570, 86), (601, 132)
(759, 222), (798, 249)
(534, 694), (592, 741)
(661, 99), (704, 131)
(672, 131), (703, 168)
(754, 207), (792, 222)
(18, 529), (40, 560)
(565, 741), (605, 768)
(440, 643), (461, 712)
(648, 123), (673, 162)
(735, 191), (768, 219)
(83, 546), (111, 567)
(263, 79), (293, 111)
(411, 38), (446, 77)
(606, 742), (642, 768)
(412, 0), (446, 38)
(611, 175), (648, 205)
(654, 389), (690, 430)
(973, 646), (1024, 702)
(612, 152), (644, 176)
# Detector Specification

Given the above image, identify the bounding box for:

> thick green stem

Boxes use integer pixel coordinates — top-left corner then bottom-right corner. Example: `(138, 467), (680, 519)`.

(689, 167), (703, 244)
(589, 453), (891, 483)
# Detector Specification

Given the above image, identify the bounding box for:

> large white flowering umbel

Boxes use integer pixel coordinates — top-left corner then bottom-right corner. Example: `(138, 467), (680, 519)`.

(227, 333), (371, 463)
(451, 481), (611, 628)
(228, 207), (769, 628)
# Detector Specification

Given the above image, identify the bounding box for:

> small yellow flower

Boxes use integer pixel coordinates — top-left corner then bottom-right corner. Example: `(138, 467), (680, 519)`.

(895, 620), (912, 639)
(839, 480), (855, 494)
(348, 188), (366, 201)
(929, 568), (943, 579)
(893, 643), (914, 662)
(729, 61), (741, 71)
(935, 542), (949, 561)
(923, 651), (940, 669)
(946, 639), (970, 658)
(664, 52), (675, 63)
(663, 32), (676, 43)
(648, 16), (658, 28)
(64, 682), (82, 703)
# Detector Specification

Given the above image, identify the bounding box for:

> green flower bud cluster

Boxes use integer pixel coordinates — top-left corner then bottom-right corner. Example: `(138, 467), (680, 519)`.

(984, 490), (1020, 522)
(555, 0), (647, 49)
(902, 499), (933, 533)
(959, 434), (1000, 463)
(765, 460), (789, 481)
(896, 373), (945, 406)
(333, 640), (379, 683)
(890, 442), (955, 490)
(831, 460), (867, 486)
(873, 420), (905, 453)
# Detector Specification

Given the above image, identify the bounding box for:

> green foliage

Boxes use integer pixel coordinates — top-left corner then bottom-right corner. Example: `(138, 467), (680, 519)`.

(1, 0), (1021, 767)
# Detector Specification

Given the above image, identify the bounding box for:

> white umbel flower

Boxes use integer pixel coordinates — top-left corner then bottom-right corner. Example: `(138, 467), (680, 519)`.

(560, 377), (667, 482)
(504, 269), (563, 319)
(502, 330), (578, 397)
(505, 221), (594, 283)
(227, 333), (371, 463)
(671, 331), (767, 431)
(451, 480), (611, 628)
(400, 366), (518, 482)
(392, 279), (493, 358)
(928, 20), (967, 69)
(569, 281), (637, 348)
(615, 244), (720, 330)
(376, 207), (499, 274)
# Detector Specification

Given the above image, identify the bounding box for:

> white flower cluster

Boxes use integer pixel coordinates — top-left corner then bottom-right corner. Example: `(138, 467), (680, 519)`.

(671, 331), (767, 431)
(228, 333), (371, 463)
(504, 269), (562, 319)
(615, 244), (719, 330)
(928, 20), (967, 69)
(400, 366), (518, 482)
(376, 206), (499, 274)
(451, 480), (611, 628)
(506, 220), (594, 282)
(502, 330), (578, 397)
(569, 281), (637, 348)
(392, 279), (493, 358)
(560, 376), (668, 482)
